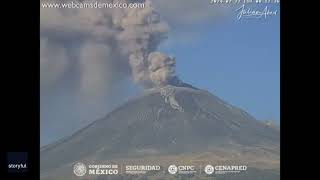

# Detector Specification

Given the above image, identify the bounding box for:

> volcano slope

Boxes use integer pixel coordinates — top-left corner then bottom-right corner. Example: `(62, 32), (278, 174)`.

(40, 85), (280, 180)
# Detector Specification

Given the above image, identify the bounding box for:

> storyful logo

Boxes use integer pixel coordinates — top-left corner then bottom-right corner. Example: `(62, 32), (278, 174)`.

(7, 152), (28, 173)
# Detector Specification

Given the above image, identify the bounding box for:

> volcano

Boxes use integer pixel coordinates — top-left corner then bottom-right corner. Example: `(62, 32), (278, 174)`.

(40, 85), (280, 180)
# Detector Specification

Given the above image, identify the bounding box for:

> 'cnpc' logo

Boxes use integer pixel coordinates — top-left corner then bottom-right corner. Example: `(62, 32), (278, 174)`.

(168, 165), (178, 174)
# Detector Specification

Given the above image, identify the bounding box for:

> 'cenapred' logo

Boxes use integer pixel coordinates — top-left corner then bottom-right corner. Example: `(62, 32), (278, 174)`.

(168, 165), (178, 174)
(204, 165), (214, 175)
(73, 162), (87, 176)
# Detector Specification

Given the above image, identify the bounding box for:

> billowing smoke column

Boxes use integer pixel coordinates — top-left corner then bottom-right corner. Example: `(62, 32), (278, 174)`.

(41, 0), (180, 93)
(148, 52), (176, 87)
(40, 0), (201, 145)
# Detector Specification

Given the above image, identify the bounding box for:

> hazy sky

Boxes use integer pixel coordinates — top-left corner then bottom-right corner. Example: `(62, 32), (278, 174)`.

(159, 4), (280, 121)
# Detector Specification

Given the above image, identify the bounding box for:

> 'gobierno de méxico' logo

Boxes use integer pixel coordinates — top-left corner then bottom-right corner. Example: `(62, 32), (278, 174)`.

(73, 162), (87, 176)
